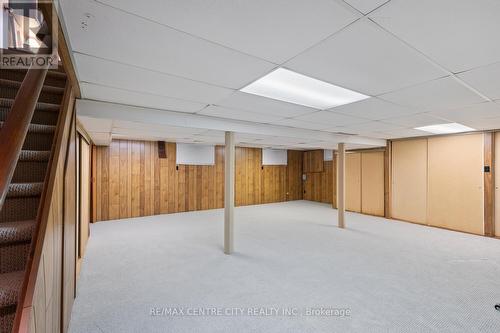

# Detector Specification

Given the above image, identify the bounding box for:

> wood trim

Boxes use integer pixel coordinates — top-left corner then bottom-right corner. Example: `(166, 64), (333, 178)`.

(76, 119), (92, 145)
(91, 145), (97, 223)
(384, 142), (392, 218)
(13, 82), (76, 333)
(484, 132), (495, 236)
(0, 66), (48, 209)
(346, 147), (387, 153)
(39, 1), (81, 98)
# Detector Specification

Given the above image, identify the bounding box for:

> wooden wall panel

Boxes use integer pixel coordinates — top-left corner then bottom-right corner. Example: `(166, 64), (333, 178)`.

(346, 153), (362, 212)
(361, 151), (385, 216)
(303, 150), (324, 173)
(427, 134), (484, 235)
(79, 139), (90, 263)
(287, 150), (303, 201)
(95, 140), (303, 221)
(62, 114), (77, 332)
(391, 139), (428, 224)
(28, 89), (77, 333)
(495, 133), (500, 237)
(303, 159), (334, 205)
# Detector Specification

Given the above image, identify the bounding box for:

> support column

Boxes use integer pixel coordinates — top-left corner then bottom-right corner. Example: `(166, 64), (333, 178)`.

(224, 131), (235, 254)
(337, 143), (345, 228)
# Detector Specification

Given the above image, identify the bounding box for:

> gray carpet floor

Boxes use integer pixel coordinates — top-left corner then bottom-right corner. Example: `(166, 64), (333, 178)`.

(69, 201), (500, 333)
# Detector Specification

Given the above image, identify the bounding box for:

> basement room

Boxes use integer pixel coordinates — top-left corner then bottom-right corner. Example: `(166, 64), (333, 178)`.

(0, 1), (499, 333)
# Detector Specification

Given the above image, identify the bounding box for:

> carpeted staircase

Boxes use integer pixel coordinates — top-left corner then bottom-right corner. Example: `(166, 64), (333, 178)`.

(0, 68), (66, 333)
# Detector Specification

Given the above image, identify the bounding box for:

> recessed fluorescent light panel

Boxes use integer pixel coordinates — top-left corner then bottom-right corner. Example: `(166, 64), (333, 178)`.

(414, 123), (475, 134)
(240, 68), (369, 109)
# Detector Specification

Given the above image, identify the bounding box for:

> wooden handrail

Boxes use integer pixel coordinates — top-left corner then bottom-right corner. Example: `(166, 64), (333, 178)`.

(0, 65), (48, 210)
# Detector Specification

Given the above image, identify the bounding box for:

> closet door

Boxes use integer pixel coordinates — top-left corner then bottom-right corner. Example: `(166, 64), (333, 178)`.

(427, 134), (484, 235)
(391, 139), (428, 224)
(346, 153), (361, 213)
(361, 152), (385, 216)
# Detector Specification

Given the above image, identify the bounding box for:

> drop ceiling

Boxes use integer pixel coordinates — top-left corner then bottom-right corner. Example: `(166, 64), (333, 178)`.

(59, 0), (500, 149)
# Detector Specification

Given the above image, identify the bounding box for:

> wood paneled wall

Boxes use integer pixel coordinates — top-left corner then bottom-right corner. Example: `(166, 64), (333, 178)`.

(303, 160), (335, 205)
(27, 90), (77, 333)
(391, 134), (485, 235)
(94, 140), (303, 221)
(303, 150), (324, 173)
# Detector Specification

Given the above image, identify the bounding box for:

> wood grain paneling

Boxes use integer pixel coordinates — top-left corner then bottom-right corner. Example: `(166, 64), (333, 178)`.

(391, 139), (428, 224)
(495, 133), (500, 237)
(62, 113), (77, 332)
(346, 153), (362, 213)
(303, 150), (324, 173)
(79, 139), (90, 259)
(484, 133), (494, 237)
(24, 85), (77, 333)
(95, 140), (303, 221)
(427, 134), (484, 235)
(361, 151), (385, 216)
(303, 160), (334, 205)
(287, 150), (303, 201)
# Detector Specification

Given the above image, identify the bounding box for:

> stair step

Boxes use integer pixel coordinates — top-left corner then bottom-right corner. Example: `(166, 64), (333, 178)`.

(0, 69), (67, 88)
(0, 121), (55, 134)
(13, 151), (51, 183)
(0, 270), (24, 333)
(22, 131), (55, 151)
(0, 81), (63, 104)
(18, 150), (51, 162)
(0, 243), (30, 274)
(0, 221), (35, 245)
(6, 183), (43, 198)
(0, 197), (40, 223)
(0, 98), (60, 112)
(0, 107), (59, 126)
(0, 270), (23, 306)
(0, 79), (65, 95)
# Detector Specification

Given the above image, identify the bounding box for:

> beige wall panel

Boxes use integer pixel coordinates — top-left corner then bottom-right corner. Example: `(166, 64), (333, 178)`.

(391, 139), (428, 224)
(496, 133), (500, 237)
(361, 152), (385, 216)
(346, 153), (361, 212)
(427, 134), (484, 235)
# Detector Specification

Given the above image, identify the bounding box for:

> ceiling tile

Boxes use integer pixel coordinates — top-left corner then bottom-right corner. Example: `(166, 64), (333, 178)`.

(198, 105), (283, 123)
(292, 111), (369, 127)
(93, 0), (360, 64)
(344, 0), (390, 14)
(379, 76), (486, 111)
(326, 121), (403, 134)
(427, 102), (500, 123)
(269, 118), (332, 131)
(285, 20), (446, 95)
(377, 128), (430, 139)
(457, 61), (500, 101)
(329, 97), (418, 120)
(75, 53), (234, 104)
(370, 0), (500, 73)
(80, 83), (206, 113)
(381, 113), (450, 128)
(460, 117), (500, 131)
(216, 91), (316, 118)
(61, 0), (275, 89)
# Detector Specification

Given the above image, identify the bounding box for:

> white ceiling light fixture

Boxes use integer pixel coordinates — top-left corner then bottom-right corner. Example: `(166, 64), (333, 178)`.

(414, 122), (475, 134)
(240, 68), (369, 110)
